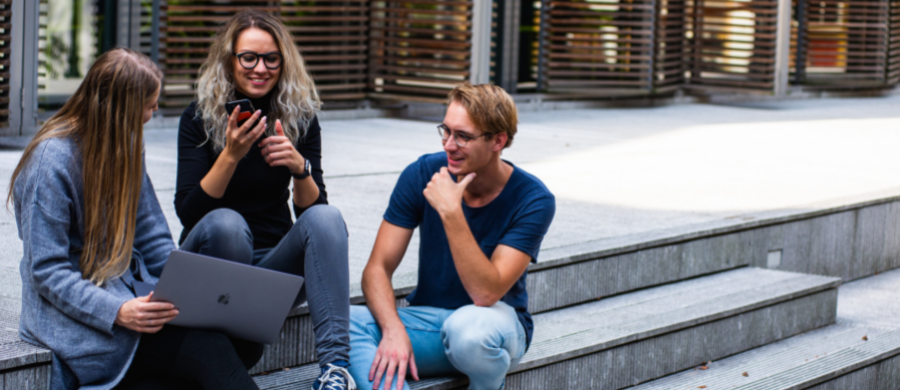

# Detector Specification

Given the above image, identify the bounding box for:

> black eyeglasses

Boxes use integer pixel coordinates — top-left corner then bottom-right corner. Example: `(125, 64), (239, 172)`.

(437, 124), (487, 147)
(234, 51), (283, 70)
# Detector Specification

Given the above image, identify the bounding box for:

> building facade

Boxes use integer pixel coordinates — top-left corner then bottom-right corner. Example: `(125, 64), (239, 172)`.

(4, 0), (898, 136)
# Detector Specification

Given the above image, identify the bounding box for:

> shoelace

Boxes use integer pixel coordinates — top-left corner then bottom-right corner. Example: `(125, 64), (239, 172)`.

(316, 364), (357, 390)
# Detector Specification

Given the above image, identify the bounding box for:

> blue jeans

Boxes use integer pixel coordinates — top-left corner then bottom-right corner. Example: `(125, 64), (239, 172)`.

(348, 302), (527, 390)
(180, 206), (351, 366)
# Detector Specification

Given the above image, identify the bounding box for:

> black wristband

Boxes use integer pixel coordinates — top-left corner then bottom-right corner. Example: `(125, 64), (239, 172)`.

(292, 158), (311, 180)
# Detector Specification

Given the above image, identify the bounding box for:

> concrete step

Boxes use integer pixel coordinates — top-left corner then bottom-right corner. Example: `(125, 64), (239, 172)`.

(627, 323), (900, 390)
(252, 267), (840, 390)
(0, 295), (51, 389)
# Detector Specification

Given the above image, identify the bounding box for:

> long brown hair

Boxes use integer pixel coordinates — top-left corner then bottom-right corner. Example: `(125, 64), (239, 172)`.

(196, 10), (320, 152)
(8, 48), (162, 286)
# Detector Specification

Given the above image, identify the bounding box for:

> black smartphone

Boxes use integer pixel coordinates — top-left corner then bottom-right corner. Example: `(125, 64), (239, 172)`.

(225, 99), (256, 122)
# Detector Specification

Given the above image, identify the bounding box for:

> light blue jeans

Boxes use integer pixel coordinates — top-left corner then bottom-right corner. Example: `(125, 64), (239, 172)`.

(348, 302), (527, 390)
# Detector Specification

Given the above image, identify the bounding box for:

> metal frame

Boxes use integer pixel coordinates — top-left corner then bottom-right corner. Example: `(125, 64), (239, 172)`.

(647, 0), (657, 92)
(151, 0), (160, 63)
(7, 0), (39, 136)
(793, 0), (807, 84)
(536, 0), (549, 91)
(774, 0), (793, 96)
(470, 0), (492, 85)
(118, 0), (142, 51)
(5, 0), (23, 136)
(494, 0), (520, 93)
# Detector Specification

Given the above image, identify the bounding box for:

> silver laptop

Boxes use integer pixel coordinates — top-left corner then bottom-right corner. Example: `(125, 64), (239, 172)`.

(136, 250), (304, 344)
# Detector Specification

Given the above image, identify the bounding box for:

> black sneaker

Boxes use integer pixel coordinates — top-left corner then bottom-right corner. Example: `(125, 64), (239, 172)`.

(312, 362), (356, 390)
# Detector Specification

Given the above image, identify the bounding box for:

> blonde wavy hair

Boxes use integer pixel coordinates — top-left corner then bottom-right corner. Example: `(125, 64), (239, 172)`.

(196, 10), (320, 151)
(8, 48), (162, 286)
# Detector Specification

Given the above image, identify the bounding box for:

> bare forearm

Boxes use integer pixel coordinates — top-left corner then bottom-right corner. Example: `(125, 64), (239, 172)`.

(199, 153), (239, 199)
(441, 210), (503, 305)
(362, 266), (407, 334)
(292, 176), (320, 209)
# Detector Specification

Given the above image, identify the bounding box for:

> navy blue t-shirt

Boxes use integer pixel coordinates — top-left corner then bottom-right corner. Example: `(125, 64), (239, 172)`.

(384, 152), (556, 348)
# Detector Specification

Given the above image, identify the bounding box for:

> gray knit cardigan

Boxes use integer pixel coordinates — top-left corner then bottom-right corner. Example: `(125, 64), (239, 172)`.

(13, 137), (175, 389)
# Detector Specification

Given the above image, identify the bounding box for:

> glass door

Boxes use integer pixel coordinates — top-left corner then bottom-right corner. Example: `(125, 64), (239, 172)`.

(37, 0), (106, 120)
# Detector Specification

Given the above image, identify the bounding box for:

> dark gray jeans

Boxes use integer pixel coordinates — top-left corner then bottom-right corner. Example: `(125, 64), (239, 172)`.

(180, 205), (351, 366)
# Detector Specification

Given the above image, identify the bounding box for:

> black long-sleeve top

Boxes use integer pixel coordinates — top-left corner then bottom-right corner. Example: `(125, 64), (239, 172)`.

(174, 92), (327, 249)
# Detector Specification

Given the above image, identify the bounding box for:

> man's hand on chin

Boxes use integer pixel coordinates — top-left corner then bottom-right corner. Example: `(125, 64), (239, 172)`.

(423, 167), (475, 218)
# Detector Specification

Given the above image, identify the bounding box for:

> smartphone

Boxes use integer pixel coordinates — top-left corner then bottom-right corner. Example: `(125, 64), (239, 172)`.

(225, 99), (256, 122)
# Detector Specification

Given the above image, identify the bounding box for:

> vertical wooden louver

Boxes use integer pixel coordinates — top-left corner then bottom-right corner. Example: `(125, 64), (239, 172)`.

(140, 0), (155, 57)
(888, 0), (900, 83)
(0, 0), (9, 127)
(368, 0), (474, 102)
(685, 0), (778, 90)
(791, 0), (890, 86)
(540, 0), (657, 95)
(159, 0), (368, 115)
(655, 0), (687, 90)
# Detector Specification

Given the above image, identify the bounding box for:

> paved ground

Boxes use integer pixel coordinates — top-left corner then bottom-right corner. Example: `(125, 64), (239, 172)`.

(2, 96), (900, 304)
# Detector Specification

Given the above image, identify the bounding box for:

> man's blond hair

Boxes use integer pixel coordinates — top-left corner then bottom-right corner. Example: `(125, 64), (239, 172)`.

(447, 82), (518, 149)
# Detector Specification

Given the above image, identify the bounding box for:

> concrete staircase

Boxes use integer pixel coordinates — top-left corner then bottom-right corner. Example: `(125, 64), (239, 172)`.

(252, 268), (840, 389)
(628, 324), (900, 390)
(3, 196), (900, 389)
(628, 267), (900, 390)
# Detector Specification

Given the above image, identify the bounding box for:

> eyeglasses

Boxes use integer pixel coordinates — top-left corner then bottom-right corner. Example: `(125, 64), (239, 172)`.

(437, 124), (487, 147)
(234, 51), (283, 70)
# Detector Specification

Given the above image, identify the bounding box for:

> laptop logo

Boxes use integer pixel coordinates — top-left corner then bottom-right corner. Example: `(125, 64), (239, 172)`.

(218, 293), (230, 305)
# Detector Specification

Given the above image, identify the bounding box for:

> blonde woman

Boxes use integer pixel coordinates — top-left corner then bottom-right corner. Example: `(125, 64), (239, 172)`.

(10, 48), (261, 390)
(174, 10), (354, 390)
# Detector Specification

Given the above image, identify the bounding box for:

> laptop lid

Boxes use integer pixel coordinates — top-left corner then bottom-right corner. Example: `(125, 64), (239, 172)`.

(150, 250), (304, 344)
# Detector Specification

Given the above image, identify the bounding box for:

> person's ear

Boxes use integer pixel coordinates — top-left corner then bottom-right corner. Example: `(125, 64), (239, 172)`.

(493, 132), (508, 152)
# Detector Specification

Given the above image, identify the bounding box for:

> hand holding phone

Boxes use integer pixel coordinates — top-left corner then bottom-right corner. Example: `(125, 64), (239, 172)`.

(223, 103), (266, 161)
(225, 99), (256, 122)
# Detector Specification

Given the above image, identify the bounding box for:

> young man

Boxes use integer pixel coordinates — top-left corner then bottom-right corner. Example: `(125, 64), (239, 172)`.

(347, 83), (556, 390)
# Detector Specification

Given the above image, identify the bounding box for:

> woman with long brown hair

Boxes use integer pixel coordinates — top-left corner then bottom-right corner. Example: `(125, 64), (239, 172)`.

(174, 10), (354, 390)
(10, 48), (261, 390)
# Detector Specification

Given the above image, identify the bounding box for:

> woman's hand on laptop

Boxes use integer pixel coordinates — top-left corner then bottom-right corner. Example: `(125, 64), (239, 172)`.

(115, 292), (179, 333)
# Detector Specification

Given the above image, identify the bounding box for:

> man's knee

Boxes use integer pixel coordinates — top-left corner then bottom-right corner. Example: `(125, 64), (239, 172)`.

(441, 304), (519, 371)
(442, 304), (516, 340)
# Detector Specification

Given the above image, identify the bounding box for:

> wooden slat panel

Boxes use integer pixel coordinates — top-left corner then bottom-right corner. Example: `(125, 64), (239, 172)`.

(542, 0), (657, 95)
(160, 0), (368, 112)
(281, 0), (369, 101)
(368, 0), (472, 100)
(790, 0), (891, 85)
(686, 0), (778, 90)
